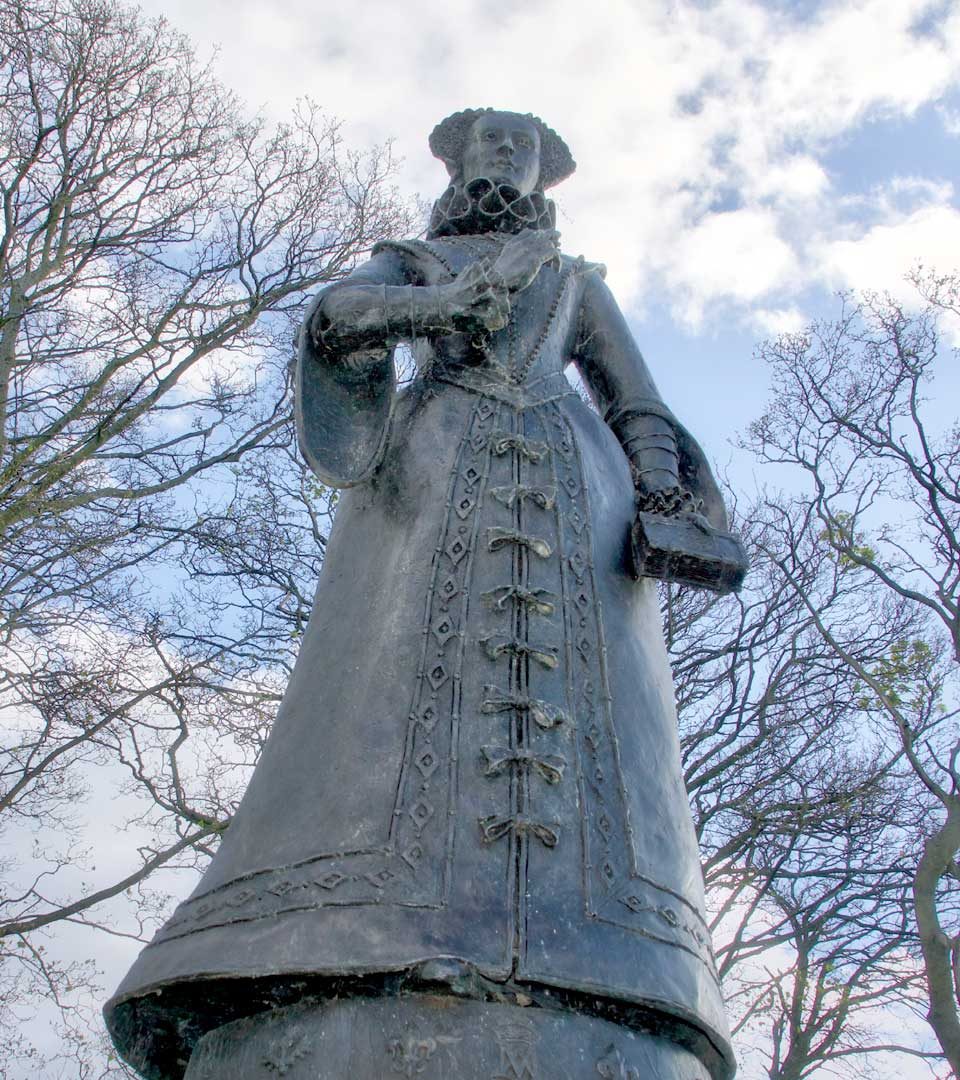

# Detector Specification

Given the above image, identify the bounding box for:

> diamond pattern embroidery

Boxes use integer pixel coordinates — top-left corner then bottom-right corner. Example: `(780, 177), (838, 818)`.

(409, 799), (435, 833)
(418, 704), (438, 732)
(365, 868), (396, 888)
(427, 663), (448, 690)
(267, 879), (298, 897)
(445, 536), (468, 564)
(432, 615), (455, 646)
(401, 844), (423, 870)
(415, 748), (439, 779)
(621, 895), (647, 914)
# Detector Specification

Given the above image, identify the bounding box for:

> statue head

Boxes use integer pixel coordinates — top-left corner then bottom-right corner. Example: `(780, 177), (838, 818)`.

(429, 108), (575, 195)
(460, 112), (541, 196)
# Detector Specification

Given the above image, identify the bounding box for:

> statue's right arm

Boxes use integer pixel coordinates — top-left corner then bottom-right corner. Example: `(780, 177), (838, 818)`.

(307, 250), (509, 360)
(295, 249), (509, 486)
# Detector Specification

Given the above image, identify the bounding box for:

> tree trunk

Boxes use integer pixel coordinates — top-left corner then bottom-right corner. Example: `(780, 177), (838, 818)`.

(913, 797), (960, 1074)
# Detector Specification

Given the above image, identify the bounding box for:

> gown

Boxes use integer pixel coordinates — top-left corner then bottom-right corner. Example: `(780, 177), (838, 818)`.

(105, 231), (735, 1080)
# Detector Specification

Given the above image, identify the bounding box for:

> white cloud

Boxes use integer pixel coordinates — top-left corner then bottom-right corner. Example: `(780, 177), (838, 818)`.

(813, 198), (960, 342)
(665, 207), (799, 326)
(753, 155), (830, 204)
(751, 305), (808, 336)
(818, 203), (960, 293)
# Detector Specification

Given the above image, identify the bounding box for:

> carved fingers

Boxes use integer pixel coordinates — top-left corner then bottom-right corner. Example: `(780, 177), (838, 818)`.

(490, 228), (561, 292)
(445, 259), (511, 333)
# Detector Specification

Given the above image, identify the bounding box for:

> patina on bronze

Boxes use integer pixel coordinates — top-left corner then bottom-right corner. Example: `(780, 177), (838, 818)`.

(106, 108), (745, 1080)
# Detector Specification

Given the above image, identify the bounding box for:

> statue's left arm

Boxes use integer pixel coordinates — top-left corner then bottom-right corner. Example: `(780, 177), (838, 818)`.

(571, 268), (730, 532)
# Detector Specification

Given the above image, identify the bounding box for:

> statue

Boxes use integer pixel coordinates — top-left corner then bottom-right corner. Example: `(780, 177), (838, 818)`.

(106, 109), (745, 1080)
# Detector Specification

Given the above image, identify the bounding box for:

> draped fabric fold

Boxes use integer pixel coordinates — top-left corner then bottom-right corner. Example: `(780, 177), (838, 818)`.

(294, 293), (396, 488)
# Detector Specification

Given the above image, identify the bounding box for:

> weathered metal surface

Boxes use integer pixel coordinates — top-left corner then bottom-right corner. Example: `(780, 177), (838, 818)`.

(184, 994), (716, 1080)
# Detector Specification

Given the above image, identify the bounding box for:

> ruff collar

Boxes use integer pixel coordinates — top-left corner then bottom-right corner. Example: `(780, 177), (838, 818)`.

(427, 178), (556, 240)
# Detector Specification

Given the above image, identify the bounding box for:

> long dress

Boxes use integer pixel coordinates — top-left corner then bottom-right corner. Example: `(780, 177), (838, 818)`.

(106, 232), (734, 1079)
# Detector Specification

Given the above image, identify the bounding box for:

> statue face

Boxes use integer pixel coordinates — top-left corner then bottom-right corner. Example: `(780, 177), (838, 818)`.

(460, 112), (541, 196)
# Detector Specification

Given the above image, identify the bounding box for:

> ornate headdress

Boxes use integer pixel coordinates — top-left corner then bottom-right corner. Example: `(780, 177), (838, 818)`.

(428, 108), (576, 190)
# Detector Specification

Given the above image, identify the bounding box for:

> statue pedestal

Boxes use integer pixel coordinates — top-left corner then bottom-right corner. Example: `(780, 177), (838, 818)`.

(184, 994), (714, 1079)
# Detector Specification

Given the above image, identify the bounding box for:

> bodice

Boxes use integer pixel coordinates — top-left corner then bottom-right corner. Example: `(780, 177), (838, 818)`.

(380, 236), (590, 392)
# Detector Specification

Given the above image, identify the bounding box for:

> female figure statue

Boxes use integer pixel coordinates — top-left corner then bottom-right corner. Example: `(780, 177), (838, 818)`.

(107, 109), (739, 1080)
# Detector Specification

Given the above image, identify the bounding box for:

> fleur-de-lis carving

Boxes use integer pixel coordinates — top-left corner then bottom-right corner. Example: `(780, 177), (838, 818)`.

(596, 1045), (640, 1080)
(262, 1028), (312, 1076)
(386, 1034), (438, 1078)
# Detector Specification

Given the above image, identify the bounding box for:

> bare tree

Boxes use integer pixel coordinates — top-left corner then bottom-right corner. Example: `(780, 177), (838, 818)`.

(664, 499), (951, 1078)
(0, 0), (412, 1069)
(744, 274), (960, 1072)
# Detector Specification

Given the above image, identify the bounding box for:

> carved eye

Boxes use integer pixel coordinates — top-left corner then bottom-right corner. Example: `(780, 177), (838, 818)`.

(517, 136), (532, 148)
(484, 130), (498, 141)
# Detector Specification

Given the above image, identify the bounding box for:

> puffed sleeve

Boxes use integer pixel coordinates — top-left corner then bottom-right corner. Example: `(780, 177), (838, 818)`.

(296, 249), (411, 488)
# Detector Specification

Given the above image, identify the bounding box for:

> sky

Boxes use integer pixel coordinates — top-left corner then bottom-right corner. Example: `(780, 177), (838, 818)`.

(16, 0), (960, 1076)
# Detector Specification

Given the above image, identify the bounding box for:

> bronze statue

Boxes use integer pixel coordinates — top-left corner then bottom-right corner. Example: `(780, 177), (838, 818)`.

(107, 109), (744, 1080)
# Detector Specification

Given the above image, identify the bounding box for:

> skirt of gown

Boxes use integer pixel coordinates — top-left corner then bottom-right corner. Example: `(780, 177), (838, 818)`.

(105, 372), (733, 1079)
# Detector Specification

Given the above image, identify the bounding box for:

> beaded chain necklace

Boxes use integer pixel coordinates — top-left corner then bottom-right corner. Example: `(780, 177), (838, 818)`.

(505, 261), (577, 385)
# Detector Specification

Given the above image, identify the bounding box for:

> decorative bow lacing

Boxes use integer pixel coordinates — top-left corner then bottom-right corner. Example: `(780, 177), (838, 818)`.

(481, 689), (568, 729)
(481, 636), (559, 670)
(487, 527), (552, 559)
(478, 815), (560, 848)
(489, 484), (557, 511)
(480, 745), (567, 785)
(482, 585), (556, 617)
(488, 432), (550, 463)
